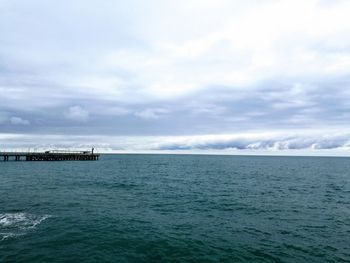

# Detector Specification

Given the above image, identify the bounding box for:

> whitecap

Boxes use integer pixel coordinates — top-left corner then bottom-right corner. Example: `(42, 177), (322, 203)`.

(0, 212), (51, 241)
(0, 232), (21, 241)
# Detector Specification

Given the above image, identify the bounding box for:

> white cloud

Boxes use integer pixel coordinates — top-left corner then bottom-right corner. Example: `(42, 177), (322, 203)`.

(3, 0), (350, 103)
(91, 0), (350, 100)
(65, 106), (89, 122)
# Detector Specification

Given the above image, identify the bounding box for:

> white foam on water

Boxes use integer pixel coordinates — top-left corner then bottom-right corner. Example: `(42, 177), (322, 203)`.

(0, 212), (51, 241)
(0, 232), (21, 241)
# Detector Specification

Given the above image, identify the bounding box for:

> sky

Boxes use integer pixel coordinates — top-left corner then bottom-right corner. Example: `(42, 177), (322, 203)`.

(1, 0), (350, 155)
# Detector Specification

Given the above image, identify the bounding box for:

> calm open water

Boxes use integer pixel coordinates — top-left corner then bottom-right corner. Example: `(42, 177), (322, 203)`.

(0, 154), (349, 262)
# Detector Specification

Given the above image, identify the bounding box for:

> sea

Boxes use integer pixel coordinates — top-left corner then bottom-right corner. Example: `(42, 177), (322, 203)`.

(0, 154), (349, 262)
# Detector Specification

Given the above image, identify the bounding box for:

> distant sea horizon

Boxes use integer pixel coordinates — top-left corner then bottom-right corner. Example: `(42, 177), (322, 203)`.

(2, 150), (350, 158)
(95, 151), (350, 158)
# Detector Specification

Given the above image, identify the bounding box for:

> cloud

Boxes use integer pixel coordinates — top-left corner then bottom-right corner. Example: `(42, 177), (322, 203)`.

(135, 108), (169, 119)
(65, 106), (89, 122)
(1, 0), (350, 153)
(151, 132), (350, 152)
(0, 112), (9, 124)
(10, 117), (30, 125)
(1, 130), (350, 155)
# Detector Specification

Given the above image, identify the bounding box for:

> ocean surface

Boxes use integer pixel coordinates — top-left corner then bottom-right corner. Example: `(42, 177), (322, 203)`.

(0, 154), (349, 262)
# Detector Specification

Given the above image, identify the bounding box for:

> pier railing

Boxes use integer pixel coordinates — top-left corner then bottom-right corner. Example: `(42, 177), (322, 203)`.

(0, 149), (100, 161)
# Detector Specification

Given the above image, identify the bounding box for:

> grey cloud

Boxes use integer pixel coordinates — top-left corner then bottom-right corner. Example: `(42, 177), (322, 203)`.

(10, 117), (30, 125)
(1, 132), (350, 154)
(135, 108), (169, 119)
(1, 75), (350, 136)
(64, 106), (89, 122)
(154, 134), (350, 151)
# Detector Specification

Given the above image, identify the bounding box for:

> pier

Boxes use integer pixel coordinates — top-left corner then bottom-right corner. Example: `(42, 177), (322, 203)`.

(0, 148), (100, 161)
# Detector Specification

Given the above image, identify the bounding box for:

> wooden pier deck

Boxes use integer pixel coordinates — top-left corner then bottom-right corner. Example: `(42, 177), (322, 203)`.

(0, 149), (100, 161)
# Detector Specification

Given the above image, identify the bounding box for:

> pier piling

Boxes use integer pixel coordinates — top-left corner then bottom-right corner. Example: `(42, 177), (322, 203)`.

(0, 149), (100, 162)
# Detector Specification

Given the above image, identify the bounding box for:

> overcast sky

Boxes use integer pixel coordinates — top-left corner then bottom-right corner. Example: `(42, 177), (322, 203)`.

(1, 0), (350, 154)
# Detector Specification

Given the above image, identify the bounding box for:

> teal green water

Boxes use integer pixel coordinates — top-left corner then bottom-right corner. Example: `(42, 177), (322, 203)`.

(0, 155), (349, 262)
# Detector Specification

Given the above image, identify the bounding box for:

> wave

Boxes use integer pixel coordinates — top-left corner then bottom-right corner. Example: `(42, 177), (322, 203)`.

(0, 212), (51, 241)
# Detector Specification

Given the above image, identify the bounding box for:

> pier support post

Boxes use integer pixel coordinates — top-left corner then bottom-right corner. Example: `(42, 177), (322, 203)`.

(1, 150), (99, 161)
